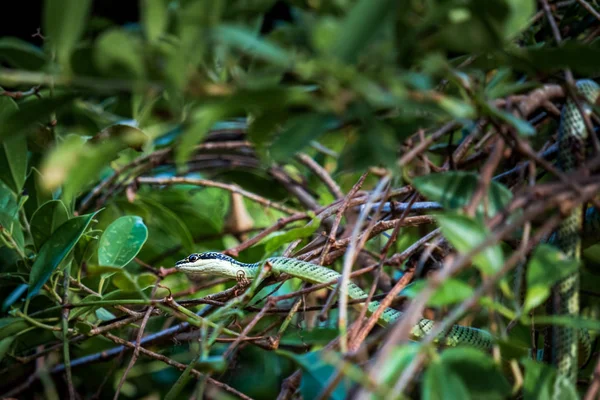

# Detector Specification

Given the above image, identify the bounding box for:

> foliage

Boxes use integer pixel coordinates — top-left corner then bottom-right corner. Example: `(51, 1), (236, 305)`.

(1, 0), (600, 399)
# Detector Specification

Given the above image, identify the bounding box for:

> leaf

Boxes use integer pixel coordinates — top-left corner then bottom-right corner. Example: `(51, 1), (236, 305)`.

(0, 182), (24, 252)
(276, 350), (351, 400)
(214, 25), (293, 68)
(1, 283), (28, 311)
(30, 200), (69, 250)
(140, 197), (194, 253)
(332, 0), (399, 62)
(0, 317), (28, 341)
(94, 28), (146, 79)
(526, 315), (600, 331)
(436, 213), (504, 274)
(0, 37), (46, 69)
(0, 94), (79, 143)
(141, 0), (169, 42)
(436, 348), (511, 399)
(98, 216), (148, 268)
(28, 211), (99, 298)
(379, 344), (420, 386)
(44, 0), (92, 69)
(95, 308), (116, 321)
(412, 171), (513, 217)
(523, 244), (579, 313)
(483, 103), (535, 136)
(112, 271), (139, 292)
(0, 97), (27, 193)
(522, 358), (555, 400)
(402, 279), (474, 307)
(271, 113), (338, 161)
(423, 359), (470, 400)
(0, 336), (15, 361)
(260, 217), (321, 254)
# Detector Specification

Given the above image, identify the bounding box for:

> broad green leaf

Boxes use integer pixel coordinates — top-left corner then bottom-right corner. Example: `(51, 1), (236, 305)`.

(214, 25), (292, 68)
(137, 272), (158, 289)
(140, 198), (194, 253)
(176, 105), (229, 165)
(44, 0), (92, 69)
(0, 336), (15, 361)
(436, 213), (504, 274)
(412, 171), (513, 217)
(522, 358), (555, 400)
(276, 350), (351, 400)
(30, 200), (69, 250)
(141, 0), (169, 42)
(524, 245), (579, 313)
(112, 271), (139, 292)
(95, 308), (117, 321)
(332, 0), (399, 62)
(436, 348), (511, 399)
(423, 359), (470, 400)
(98, 216), (148, 268)
(28, 211), (99, 298)
(271, 113), (337, 161)
(94, 28), (146, 79)
(504, 0), (535, 39)
(0, 97), (27, 193)
(260, 217), (321, 254)
(0, 94), (79, 143)
(402, 279), (474, 307)
(0, 317), (28, 341)
(0, 37), (46, 69)
(379, 344), (420, 386)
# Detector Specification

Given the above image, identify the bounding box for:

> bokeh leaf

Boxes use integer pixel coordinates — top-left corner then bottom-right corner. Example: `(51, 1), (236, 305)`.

(44, 0), (92, 69)
(524, 244), (579, 313)
(412, 171), (512, 217)
(437, 213), (504, 274)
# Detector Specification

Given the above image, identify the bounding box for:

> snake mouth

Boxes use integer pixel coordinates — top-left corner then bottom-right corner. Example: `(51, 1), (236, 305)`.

(175, 259), (188, 268)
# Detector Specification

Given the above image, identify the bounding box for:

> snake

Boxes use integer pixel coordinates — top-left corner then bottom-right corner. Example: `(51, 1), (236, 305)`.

(174, 80), (600, 380)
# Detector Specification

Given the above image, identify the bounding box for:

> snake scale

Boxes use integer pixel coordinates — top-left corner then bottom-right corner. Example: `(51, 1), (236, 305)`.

(175, 80), (600, 380)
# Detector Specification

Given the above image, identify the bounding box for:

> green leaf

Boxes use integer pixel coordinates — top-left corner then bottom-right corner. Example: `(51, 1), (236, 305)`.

(44, 0), (92, 69)
(276, 350), (351, 400)
(525, 315), (600, 331)
(0, 94), (79, 143)
(94, 28), (146, 79)
(140, 197), (194, 253)
(412, 171), (513, 217)
(483, 103), (535, 136)
(0, 37), (47, 69)
(95, 308), (116, 321)
(30, 200), (69, 250)
(28, 211), (99, 298)
(2, 283), (28, 311)
(423, 359), (470, 400)
(523, 244), (579, 313)
(271, 113), (337, 161)
(379, 344), (420, 386)
(260, 217), (321, 254)
(141, 0), (169, 42)
(403, 279), (474, 307)
(436, 213), (504, 274)
(112, 271), (139, 292)
(0, 336), (15, 361)
(332, 0), (399, 62)
(435, 348), (511, 399)
(522, 358), (555, 400)
(214, 25), (293, 68)
(0, 317), (28, 341)
(0, 182), (24, 252)
(98, 216), (148, 268)
(0, 97), (27, 193)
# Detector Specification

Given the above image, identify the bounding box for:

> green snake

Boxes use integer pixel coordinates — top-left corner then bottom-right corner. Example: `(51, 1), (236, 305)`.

(174, 80), (600, 380)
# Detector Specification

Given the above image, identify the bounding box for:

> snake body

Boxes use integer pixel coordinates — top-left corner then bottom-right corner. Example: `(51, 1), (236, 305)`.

(551, 80), (600, 381)
(175, 252), (494, 348)
(174, 80), (600, 379)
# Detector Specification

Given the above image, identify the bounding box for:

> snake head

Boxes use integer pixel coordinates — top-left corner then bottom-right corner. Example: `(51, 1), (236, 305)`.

(175, 252), (237, 277)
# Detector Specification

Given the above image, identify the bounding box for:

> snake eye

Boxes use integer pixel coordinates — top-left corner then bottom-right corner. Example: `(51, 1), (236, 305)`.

(188, 254), (199, 263)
